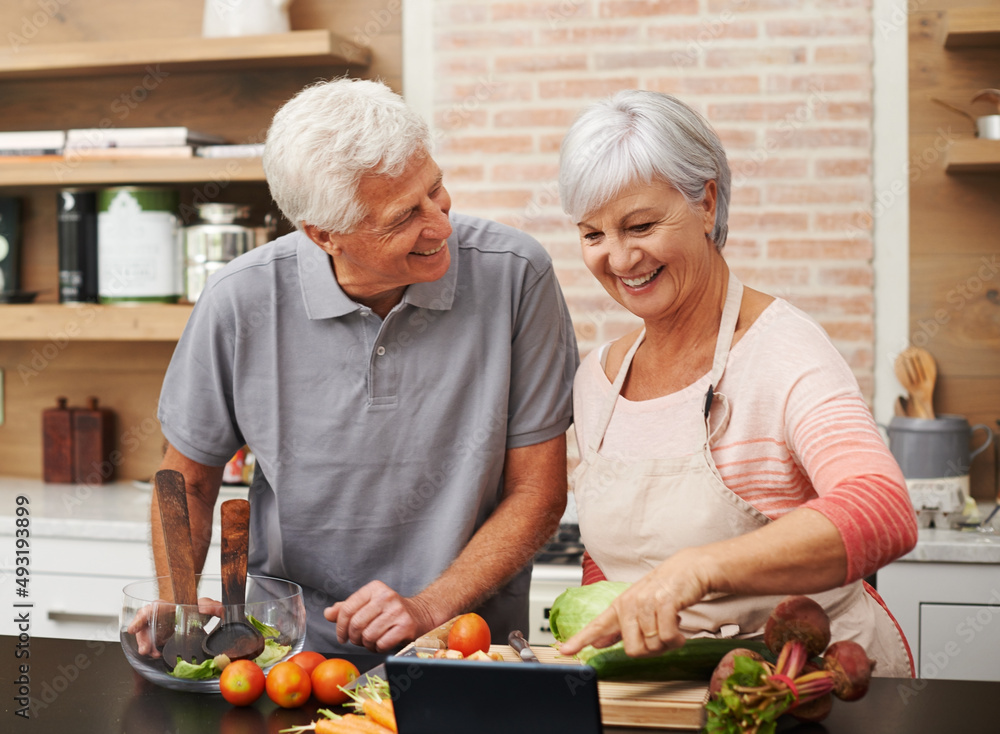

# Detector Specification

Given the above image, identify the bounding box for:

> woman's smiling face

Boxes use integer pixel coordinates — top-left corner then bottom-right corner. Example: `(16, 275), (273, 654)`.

(577, 179), (718, 321)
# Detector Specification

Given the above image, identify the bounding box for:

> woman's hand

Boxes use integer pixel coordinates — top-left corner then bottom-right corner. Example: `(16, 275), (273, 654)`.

(558, 549), (712, 657)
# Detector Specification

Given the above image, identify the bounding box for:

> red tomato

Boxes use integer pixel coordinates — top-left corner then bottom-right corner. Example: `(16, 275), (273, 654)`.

(447, 613), (491, 657)
(310, 658), (360, 705)
(288, 651), (326, 677)
(219, 659), (266, 707)
(265, 661), (312, 709)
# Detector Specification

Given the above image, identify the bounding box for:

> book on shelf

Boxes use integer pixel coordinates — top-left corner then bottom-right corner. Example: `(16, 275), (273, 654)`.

(63, 145), (195, 159)
(0, 148), (62, 156)
(195, 143), (265, 158)
(0, 129), (66, 153)
(65, 127), (227, 149)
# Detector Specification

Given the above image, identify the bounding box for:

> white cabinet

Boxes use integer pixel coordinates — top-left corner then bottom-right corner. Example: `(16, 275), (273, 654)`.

(1, 533), (225, 642)
(919, 603), (1000, 681)
(877, 560), (1000, 682)
(0, 480), (238, 643)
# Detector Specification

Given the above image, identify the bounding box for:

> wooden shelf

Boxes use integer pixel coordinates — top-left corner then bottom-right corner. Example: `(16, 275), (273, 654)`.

(0, 155), (265, 187)
(0, 304), (193, 341)
(944, 8), (1000, 48)
(945, 139), (1000, 173)
(0, 29), (370, 80)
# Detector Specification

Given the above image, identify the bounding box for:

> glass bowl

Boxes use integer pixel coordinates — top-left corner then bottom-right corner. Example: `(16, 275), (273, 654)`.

(120, 575), (306, 692)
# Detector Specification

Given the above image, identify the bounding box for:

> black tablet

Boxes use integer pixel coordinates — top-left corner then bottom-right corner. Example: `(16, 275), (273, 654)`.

(385, 656), (603, 734)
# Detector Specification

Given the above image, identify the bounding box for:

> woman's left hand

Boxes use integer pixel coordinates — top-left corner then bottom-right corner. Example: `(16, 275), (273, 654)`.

(558, 549), (711, 657)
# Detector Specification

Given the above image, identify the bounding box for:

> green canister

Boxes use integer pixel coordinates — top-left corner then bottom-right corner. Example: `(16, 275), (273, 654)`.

(97, 186), (181, 303)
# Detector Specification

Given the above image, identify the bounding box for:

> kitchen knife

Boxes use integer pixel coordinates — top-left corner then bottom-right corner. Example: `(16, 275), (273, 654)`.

(342, 615), (460, 691)
(507, 629), (540, 663)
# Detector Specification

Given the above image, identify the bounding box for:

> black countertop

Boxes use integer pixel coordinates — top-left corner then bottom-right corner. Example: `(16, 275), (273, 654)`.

(2, 635), (997, 733)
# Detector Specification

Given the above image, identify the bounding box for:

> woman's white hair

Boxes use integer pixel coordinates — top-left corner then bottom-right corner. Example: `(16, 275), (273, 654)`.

(558, 90), (731, 250)
(263, 78), (430, 234)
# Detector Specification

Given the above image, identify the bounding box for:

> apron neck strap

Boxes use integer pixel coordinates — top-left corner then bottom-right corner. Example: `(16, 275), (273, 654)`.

(587, 272), (744, 455)
(707, 272), (744, 395)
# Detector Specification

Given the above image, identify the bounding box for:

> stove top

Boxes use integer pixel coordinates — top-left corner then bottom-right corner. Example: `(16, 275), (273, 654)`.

(534, 523), (584, 565)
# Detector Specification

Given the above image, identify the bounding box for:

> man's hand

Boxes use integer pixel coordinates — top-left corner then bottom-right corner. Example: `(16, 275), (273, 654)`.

(323, 580), (437, 652)
(127, 597), (225, 657)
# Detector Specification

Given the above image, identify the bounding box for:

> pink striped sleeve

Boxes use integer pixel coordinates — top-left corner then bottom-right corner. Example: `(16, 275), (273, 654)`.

(792, 397), (918, 582)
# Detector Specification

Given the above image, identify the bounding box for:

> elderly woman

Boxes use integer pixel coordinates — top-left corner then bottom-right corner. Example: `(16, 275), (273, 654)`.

(556, 90), (917, 677)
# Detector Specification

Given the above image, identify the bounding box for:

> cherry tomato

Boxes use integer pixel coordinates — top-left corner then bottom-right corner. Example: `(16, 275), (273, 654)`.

(447, 613), (491, 657)
(310, 658), (360, 705)
(288, 651), (326, 677)
(219, 659), (266, 707)
(265, 661), (312, 709)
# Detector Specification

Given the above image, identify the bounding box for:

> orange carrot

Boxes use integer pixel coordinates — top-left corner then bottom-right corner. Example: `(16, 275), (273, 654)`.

(315, 719), (352, 734)
(314, 716), (393, 734)
(362, 698), (397, 733)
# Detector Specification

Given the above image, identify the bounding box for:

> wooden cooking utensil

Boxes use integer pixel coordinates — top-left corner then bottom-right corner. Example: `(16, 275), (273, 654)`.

(155, 469), (207, 670)
(894, 395), (908, 417)
(201, 499), (265, 662)
(894, 347), (937, 419)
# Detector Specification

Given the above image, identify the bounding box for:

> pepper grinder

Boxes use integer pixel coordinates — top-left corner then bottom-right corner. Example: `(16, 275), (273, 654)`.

(72, 397), (115, 484)
(41, 397), (74, 483)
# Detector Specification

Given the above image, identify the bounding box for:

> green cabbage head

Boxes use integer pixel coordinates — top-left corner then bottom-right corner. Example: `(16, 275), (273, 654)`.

(548, 581), (631, 642)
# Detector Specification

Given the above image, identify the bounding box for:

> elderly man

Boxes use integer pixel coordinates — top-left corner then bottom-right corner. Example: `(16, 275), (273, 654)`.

(149, 78), (578, 654)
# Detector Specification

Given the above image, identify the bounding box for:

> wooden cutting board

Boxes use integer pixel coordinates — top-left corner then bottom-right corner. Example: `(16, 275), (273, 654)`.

(490, 644), (709, 730)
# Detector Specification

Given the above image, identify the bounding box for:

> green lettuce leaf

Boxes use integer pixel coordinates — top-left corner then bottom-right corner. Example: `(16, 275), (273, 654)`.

(169, 658), (221, 679)
(255, 639), (291, 668)
(246, 614), (281, 639)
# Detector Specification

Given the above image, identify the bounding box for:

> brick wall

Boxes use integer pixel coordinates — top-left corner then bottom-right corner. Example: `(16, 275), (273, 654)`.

(429, 0), (877, 398)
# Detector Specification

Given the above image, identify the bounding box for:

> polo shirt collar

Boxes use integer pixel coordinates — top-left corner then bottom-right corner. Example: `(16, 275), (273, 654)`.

(296, 228), (459, 320)
(297, 232), (359, 319)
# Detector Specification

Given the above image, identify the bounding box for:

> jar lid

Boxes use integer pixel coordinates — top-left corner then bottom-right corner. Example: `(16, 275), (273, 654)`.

(196, 203), (251, 224)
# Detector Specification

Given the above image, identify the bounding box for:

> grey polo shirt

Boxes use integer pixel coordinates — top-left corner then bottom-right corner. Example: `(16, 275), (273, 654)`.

(158, 213), (578, 652)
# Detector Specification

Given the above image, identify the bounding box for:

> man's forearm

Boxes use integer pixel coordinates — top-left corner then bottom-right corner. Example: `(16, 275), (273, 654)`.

(150, 444), (224, 599)
(412, 434), (568, 627)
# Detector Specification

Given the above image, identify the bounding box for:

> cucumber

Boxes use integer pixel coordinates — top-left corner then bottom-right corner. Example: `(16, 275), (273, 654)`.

(581, 638), (774, 681)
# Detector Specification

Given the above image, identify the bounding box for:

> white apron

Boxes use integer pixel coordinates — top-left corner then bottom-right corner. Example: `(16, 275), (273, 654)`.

(572, 274), (911, 677)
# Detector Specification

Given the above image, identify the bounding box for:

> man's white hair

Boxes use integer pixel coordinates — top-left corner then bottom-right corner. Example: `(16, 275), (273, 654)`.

(263, 78), (431, 234)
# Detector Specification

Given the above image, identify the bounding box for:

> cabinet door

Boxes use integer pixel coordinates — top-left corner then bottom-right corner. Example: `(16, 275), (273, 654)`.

(919, 603), (1000, 682)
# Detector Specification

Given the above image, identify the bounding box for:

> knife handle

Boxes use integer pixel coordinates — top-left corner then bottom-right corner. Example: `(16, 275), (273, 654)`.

(508, 629), (539, 661)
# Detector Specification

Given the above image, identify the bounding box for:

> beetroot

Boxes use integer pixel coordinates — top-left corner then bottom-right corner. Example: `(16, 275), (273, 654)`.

(823, 640), (875, 701)
(708, 648), (765, 696)
(791, 692), (833, 722)
(763, 595), (831, 658)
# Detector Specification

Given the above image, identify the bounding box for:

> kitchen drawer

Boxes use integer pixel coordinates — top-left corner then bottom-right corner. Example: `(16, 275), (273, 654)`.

(1, 536), (222, 577)
(1, 573), (124, 641)
(0, 536), (223, 642)
(918, 602), (1000, 682)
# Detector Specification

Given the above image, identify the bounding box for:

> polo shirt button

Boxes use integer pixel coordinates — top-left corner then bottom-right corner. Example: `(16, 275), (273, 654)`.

(376, 346), (386, 356)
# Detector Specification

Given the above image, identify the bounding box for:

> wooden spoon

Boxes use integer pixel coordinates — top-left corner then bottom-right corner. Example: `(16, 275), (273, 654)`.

(201, 499), (265, 662)
(155, 469), (208, 670)
(894, 347), (937, 419)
